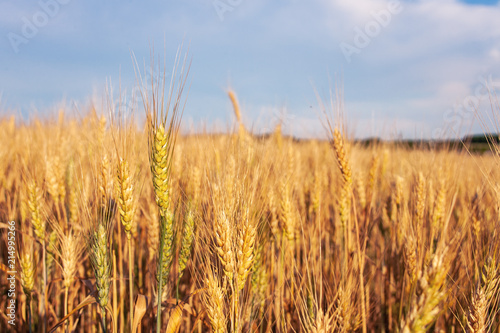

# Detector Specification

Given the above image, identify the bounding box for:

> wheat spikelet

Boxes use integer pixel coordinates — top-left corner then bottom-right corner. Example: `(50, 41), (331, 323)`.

(251, 244), (268, 315)
(157, 208), (175, 288)
(228, 89), (246, 140)
(27, 180), (45, 241)
(332, 128), (352, 253)
(481, 256), (499, 300)
(366, 155), (378, 199)
(215, 210), (235, 281)
(335, 286), (361, 332)
(178, 204), (195, 280)
(151, 124), (171, 213)
(400, 247), (449, 333)
(395, 176), (404, 206)
(468, 287), (487, 333)
(228, 90), (241, 123)
(280, 178), (295, 241)
(20, 187), (29, 224)
(308, 308), (333, 333)
(115, 156), (137, 328)
(58, 229), (84, 289)
(431, 178), (446, 233)
(58, 162), (66, 204)
(88, 221), (111, 309)
(311, 167), (322, 215)
(46, 230), (57, 278)
(339, 181), (350, 233)
(19, 244), (36, 300)
(403, 232), (418, 287)
(332, 128), (352, 185)
(203, 272), (227, 333)
(415, 172), (426, 231)
(467, 256), (499, 333)
(46, 155), (63, 204)
(355, 175), (366, 211)
(99, 154), (110, 204)
(236, 209), (256, 291)
(116, 158), (135, 238)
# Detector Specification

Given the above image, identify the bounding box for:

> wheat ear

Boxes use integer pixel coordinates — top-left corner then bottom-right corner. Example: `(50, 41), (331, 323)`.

(156, 208), (175, 291)
(88, 220), (111, 332)
(27, 180), (47, 332)
(467, 257), (499, 333)
(400, 248), (449, 333)
(280, 178), (295, 242)
(203, 272), (227, 333)
(177, 204), (195, 301)
(332, 128), (352, 266)
(19, 243), (36, 333)
(215, 210), (235, 282)
(228, 89), (245, 140)
(116, 157), (135, 327)
(236, 210), (257, 291)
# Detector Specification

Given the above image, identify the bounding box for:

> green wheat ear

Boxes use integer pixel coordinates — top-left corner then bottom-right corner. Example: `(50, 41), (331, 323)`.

(87, 211), (112, 332)
(178, 204), (195, 280)
(90, 222), (111, 308)
(150, 123), (177, 217)
(156, 207), (175, 288)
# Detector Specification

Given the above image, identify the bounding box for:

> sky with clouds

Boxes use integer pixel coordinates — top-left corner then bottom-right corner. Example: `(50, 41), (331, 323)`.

(1, 0), (499, 139)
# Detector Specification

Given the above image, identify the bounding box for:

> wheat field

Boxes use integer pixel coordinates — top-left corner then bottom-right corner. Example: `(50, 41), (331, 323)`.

(1, 63), (500, 333)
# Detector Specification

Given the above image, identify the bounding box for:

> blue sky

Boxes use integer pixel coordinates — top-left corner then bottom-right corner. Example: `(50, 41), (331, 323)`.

(1, 0), (500, 139)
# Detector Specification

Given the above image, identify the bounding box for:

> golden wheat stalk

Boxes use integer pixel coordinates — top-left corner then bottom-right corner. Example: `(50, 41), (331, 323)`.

(116, 157), (136, 328)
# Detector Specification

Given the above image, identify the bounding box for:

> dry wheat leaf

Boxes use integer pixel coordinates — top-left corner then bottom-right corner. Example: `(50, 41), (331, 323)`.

(49, 293), (97, 333)
(132, 294), (149, 333)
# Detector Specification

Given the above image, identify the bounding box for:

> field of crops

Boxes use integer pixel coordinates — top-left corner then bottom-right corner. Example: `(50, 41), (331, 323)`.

(2, 68), (500, 333)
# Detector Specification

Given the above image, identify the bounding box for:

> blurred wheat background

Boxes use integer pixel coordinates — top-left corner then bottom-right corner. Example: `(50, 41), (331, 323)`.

(1, 58), (500, 333)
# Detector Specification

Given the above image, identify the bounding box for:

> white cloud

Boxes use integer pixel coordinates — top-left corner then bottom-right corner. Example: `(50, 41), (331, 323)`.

(489, 47), (500, 60)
